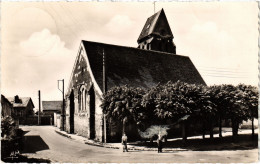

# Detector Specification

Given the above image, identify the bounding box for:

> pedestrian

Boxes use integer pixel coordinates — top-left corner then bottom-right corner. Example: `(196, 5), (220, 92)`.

(157, 133), (163, 153)
(122, 133), (128, 152)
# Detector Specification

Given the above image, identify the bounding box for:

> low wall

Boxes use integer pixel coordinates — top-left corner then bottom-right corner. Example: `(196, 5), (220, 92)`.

(20, 115), (52, 125)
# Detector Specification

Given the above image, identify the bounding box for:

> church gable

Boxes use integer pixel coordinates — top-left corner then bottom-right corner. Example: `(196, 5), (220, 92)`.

(67, 47), (92, 95)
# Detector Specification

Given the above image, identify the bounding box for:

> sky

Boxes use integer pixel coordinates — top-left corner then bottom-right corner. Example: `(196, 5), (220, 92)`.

(1, 1), (258, 110)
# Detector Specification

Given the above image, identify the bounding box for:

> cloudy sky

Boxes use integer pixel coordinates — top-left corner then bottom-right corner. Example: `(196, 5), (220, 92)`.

(1, 1), (258, 110)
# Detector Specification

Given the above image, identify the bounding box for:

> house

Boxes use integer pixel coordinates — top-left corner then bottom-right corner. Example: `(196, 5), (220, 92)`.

(1, 94), (14, 118)
(1, 94), (20, 127)
(65, 9), (205, 142)
(7, 95), (35, 124)
(42, 101), (62, 125)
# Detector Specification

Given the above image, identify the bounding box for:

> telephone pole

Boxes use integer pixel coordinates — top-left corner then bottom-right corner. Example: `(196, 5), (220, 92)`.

(153, 1), (156, 14)
(103, 49), (107, 143)
(38, 90), (41, 125)
(58, 79), (65, 131)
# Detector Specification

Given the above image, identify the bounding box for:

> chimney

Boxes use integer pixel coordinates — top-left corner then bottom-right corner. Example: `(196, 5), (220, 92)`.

(14, 95), (20, 103)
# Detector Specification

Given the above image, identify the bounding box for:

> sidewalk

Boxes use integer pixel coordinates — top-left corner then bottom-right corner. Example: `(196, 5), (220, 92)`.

(54, 127), (187, 151)
(54, 127), (257, 151)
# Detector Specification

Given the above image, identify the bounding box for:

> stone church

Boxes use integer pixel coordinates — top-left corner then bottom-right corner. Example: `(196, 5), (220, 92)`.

(65, 9), (205, 142)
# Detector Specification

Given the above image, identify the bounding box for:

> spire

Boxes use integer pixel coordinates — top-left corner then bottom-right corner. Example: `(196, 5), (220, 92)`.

(137, 8), (176, 54)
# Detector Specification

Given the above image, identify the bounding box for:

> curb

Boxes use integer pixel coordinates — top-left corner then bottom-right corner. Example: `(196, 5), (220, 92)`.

(54, 129), (120, 149)
(54, 129), (188, 151)
(55, 130), (72, 139)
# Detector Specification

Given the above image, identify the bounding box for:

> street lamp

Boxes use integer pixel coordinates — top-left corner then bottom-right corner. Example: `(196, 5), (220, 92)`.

(58, 79), (65, 131)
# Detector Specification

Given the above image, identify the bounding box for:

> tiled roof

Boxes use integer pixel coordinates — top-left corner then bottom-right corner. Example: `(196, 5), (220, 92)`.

(82, 40), (206, 91)
(137, 9), (173, 43)
(42, 101), (62, 111)
(7, 97), (34, 108)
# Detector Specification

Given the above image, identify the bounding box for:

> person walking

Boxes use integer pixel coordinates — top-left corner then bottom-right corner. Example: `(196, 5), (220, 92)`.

(122, 133), (128, 152)
(157, 133), (163, 153)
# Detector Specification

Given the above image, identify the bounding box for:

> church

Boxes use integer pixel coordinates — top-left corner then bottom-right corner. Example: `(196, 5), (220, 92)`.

(64, 9), (205, 142)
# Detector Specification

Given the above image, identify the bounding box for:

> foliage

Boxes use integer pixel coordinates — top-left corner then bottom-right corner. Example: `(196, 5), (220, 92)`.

(1, 116), (23, 160)
(101, 81), (258, 135)
(237, 84), (258, 119)
(101, 85), (146, 131)
(1, 116), (17, 139)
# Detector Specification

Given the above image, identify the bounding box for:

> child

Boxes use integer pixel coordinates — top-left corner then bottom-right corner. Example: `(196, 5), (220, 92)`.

(157, 133), (163, 153)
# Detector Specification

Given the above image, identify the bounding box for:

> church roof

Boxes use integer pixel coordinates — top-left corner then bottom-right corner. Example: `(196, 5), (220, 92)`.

(137, 9), (173, 43)
(82, 40), (205, 91)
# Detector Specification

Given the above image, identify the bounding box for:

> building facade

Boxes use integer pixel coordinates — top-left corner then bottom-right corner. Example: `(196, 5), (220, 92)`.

(42, 101), (62, 125)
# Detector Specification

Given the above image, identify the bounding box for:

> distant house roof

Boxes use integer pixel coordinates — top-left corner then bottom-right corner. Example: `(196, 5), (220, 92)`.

(82, 40), (206, 91)
(7, 97), (35, 108)
(42, 101), (62, 111)
(137, 9), (173, 43)
(1, 94), (12, 106)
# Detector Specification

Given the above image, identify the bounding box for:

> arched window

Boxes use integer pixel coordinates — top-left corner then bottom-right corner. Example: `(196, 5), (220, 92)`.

(79, 85), (87, 111)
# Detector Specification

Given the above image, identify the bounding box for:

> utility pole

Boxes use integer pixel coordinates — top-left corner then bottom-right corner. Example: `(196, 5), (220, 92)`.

(153, 1), (156, 14)
(103, 49), (107, 143)
(58, 79), (65, 131)
(38, 90), (41, 125)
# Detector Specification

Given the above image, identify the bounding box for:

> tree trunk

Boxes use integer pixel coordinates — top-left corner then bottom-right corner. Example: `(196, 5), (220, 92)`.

(219, 116), (222, 138)
(210, 118), (214, 140)
(164, 136), (167, 142)
(150, 137), (153, 143)
(252, 117), (255, 139)
(182, 121), (187, 144)
(232, 118), (238, 141)
(202, 121), (205, 139)
(123, 119), (126, 135)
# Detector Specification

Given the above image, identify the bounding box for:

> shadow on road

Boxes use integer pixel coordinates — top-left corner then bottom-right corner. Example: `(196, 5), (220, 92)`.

(22, 135), (49, 153)
(2, 154), (51, 163)
(130, 134), (258, 151)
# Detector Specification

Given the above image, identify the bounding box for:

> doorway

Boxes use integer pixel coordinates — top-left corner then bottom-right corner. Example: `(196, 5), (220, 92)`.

(89, 87), (95, 139)
(69, 90), (75, 134)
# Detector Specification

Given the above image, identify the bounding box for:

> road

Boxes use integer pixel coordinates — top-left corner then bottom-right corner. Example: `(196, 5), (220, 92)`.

(21, 126), (258, 163)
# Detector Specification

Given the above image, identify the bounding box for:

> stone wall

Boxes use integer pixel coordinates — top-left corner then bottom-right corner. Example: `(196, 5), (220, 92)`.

(65, 45), (104, 141)
(94, 92), (103, 142)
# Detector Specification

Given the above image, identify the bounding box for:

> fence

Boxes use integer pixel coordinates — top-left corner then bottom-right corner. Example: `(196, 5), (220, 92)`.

(19, 115), (52, 125)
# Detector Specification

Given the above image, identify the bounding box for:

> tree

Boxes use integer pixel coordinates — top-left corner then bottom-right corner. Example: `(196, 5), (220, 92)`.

(142, 81), (206, 142)
(101, 85), (145, 135)
(237, 84), (258, 138)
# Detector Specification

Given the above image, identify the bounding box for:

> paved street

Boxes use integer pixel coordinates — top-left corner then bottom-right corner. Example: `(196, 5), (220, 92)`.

(21, 126), (258, 163)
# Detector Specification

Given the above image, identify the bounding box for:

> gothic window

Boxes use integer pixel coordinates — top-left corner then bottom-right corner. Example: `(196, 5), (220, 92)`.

(79, 85), (87, 111)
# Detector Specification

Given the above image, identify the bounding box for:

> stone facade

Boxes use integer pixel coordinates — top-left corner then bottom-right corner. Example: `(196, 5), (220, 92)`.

(65, 45), (104, 142)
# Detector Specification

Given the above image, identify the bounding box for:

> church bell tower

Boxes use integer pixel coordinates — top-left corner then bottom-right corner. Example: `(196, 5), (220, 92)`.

(137, 9), (176, 54)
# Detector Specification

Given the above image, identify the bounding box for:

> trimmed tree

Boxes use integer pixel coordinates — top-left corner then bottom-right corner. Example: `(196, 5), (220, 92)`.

(101, 85), (145, 136)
